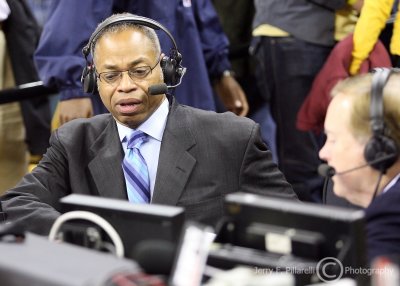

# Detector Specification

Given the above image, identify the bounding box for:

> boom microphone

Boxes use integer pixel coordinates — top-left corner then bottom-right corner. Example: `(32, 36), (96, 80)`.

(148, 83), (168, 95)
(318, 163), (371, 177)
(318, 153), (398, 178)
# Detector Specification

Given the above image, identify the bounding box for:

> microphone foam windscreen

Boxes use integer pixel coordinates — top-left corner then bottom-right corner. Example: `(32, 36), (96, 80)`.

(318, 164), (335, 177)
(148, 83), (168, 95)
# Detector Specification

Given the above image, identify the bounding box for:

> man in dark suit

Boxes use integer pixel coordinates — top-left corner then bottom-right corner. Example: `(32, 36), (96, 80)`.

(0, 14), (296, 235)
(319, 69), (400, 262)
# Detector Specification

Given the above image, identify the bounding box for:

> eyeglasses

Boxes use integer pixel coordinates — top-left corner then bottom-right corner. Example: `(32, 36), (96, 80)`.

(96, 56), (161, 85)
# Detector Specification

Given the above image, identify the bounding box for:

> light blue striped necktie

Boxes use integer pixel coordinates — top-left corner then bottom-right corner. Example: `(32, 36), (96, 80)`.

(122, 130), (150, 203)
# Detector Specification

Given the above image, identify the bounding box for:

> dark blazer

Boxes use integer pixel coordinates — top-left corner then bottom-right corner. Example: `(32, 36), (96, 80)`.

(2, 99), (296, 234)
(366, 177), (400, 262)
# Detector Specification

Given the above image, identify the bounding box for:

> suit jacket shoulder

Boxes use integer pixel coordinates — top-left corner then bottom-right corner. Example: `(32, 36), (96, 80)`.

(366, 178), (400, 262)
(56, 114), (114, 145)
(2, 114), (126, 235)
(174, 103), (257, 145)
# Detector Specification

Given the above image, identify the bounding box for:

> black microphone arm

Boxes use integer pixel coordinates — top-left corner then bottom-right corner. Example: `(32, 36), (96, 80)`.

(318, 153), (398, 178)
(148, 67), (187, 95)
(0, 81), (57, 105)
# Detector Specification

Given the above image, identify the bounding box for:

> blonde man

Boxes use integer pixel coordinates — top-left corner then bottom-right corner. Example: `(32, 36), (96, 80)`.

(319, 70), (400, 262)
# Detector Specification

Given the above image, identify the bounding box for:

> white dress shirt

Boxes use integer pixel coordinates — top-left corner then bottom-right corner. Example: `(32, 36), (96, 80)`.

(0, 0), (10, 21)
(382, 173), (400, 194)
(116, 98), (169, 199)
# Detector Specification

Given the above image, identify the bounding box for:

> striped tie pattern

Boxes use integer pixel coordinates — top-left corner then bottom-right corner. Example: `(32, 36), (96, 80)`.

(122, 130), (150, 203)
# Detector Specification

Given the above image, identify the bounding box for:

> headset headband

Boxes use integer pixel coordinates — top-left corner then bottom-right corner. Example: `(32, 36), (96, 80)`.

(82, 14), (179, 57)
(370, 68), (392, 136)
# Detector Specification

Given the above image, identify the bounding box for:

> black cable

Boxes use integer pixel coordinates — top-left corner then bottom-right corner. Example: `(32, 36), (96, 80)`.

(322, 177), (329, 205)
(371, 171), (384, 203)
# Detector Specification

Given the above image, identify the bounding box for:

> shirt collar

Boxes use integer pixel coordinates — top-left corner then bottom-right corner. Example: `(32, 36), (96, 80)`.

(116, 97), (169, 142)
(382, 173), (400, 194)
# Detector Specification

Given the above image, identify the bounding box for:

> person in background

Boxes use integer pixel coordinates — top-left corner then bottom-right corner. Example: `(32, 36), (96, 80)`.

(350, 0), (400, 75)
(251, 0), (347, 202)
(1, 13), (297, 235)
(212, 0), (278, 162)
(319, 69), (400, 262)
(25, 0), (59, 118)
(3, 0), (51, 165)
(25, 0), (53, 27)
(334, 0), (362, 42)
(34, 0), (248, 128)
(0, 0), (53, 193)
(0, 0), (27, 194)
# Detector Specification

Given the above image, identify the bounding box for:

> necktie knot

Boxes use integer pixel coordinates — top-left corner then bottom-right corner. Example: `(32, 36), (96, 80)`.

(127, 131), (148, 149)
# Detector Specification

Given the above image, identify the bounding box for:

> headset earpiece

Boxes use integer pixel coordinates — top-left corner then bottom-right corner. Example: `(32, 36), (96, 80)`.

(81, 64), (97, 94)
(364, 68), (399, 172)
(160, 50), (184, 86)
(364, 135), (398, 171)
(160, 55), (175, 86)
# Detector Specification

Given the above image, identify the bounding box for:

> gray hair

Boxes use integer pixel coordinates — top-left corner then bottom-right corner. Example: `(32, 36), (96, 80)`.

(91, 13), (161, 59)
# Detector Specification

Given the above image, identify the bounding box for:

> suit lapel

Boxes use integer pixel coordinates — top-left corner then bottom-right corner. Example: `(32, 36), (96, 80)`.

(152, 99), (197, 205)
(88, 116), (127, 200)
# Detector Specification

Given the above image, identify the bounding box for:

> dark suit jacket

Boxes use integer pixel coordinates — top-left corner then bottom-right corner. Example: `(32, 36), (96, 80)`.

(366, 177), (400, 262)
(2, 99), (296, 234)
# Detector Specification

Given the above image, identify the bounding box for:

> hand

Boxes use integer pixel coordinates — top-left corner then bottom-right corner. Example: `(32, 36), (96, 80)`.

(213, 74), (249, 117)
(59, 98), (94, 125)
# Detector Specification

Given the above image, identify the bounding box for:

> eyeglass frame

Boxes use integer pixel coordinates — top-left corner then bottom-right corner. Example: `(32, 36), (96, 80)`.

(95, 55), (162, 85)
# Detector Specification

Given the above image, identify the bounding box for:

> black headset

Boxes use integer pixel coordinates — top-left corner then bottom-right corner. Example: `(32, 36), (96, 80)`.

(364, 68), (399, 172)
(81, 14), (185, 94)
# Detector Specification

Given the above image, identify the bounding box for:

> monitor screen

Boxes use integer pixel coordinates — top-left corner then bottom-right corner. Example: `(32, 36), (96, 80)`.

(59, 194), (185, 269)
(209, 192), (368, 284)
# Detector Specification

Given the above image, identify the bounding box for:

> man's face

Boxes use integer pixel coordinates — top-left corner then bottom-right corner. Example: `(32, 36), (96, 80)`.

(94, 29), (165, 129)
(319, 93), (373, 206)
